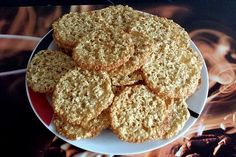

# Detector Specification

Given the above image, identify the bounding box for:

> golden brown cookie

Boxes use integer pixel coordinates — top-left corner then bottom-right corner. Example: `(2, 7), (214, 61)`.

(161, 99), (190, 139)
(110, 85), (169, 143)
(26, 50), (75, 93)
(52, 11), (106, 52)
(95, 5), (142, 31)
(52, 67), (114, 125)
(109, 31), (155, 80)
(54, 109), (110, 140)
(131, 15), (190, 50)
(72, 28), (134, 71)
(142, 47), (202, 98)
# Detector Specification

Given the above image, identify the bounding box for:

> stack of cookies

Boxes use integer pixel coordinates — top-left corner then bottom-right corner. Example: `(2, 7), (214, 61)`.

(26, 5), (202, 143)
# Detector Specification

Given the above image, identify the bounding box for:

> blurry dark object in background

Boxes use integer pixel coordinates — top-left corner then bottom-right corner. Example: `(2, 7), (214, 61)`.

(0, 6), (67, 36)
(43, 137), (108, 157)
(177, 127), (236, 157)
(0, 0), (178, 7)
(0, 50), (31, 72)
(0, 72), (55, 157)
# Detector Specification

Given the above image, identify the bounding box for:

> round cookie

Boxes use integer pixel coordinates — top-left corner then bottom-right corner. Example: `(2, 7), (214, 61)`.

(52, 11), (106, 52)
(141, 46), (202, 98)
(131, 15), (190, 50)
(110, 85), (169, 143)
(54, 109), (110, 140)
(161, 99), (190, 139)
(72, 28), (134, 71)
(26, 50), (75, 93)
(95, 5), (142, 31)
(52, 12), (79, 51)
(111, 70), (143, 86)
(52, 67), (114, 125)
(109, 31), (155, 79)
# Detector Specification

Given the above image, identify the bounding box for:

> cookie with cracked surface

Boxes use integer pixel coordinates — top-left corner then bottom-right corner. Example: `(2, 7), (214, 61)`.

(95, 5), (142, 31)
(142, 46), (202, 98)
(109, 31), (155, 80)
(52, 67), (114, 125)
(26, 50), (75, 93)
(110, 85), (169, 143)
(53, 109), (110, 140)
(52, 11), (106, 52)
(111, 70), (143, 86)
(72, 28), (134, 71)
(131, 15), (190, 50)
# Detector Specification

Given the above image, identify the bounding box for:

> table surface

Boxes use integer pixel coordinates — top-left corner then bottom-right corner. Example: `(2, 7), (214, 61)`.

(0, 1), (236, 157)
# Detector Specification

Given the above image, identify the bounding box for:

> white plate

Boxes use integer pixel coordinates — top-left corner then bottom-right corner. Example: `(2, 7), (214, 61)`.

(26, 30), (209, 155)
